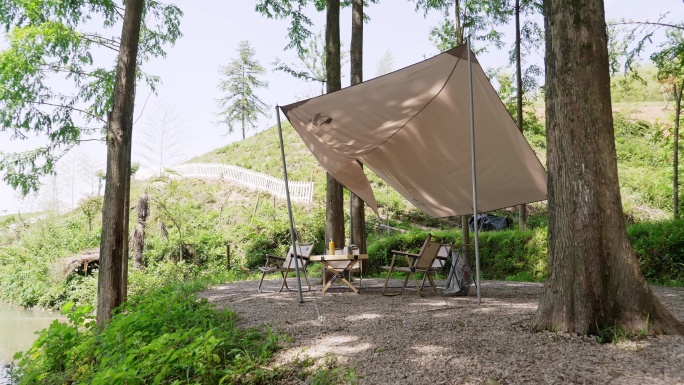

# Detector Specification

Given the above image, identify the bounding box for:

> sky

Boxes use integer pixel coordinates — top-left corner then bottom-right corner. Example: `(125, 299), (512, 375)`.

(0, 0), (682, 215)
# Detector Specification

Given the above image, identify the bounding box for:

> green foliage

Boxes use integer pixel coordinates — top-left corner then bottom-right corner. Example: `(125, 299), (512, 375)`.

(627, 220), (684, 284)
(78, 195), (102, 231)
(0, 0), (182, 194)
(610, 66), (669, 103)
(0, 215), (100, 308)
(413, 0), (514, 51)
(650, 29), (684, 84)
(365, 228), (548, 281)
(216, 40), (270, 140)
(613, 114), (673, 216)
(12, 281), (283, 385)
(477, 228), (548, 281)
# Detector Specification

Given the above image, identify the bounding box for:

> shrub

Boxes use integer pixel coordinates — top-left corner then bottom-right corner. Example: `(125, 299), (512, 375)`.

(365, 228), (547, 281)
(12, 281), (282, 385)
(627, 220), (684, 284)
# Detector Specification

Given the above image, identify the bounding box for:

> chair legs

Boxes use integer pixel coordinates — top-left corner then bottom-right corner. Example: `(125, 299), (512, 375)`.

(258, 269), (311, 293)
(258, 271), (267, 292)
(383, 270), (439, 297)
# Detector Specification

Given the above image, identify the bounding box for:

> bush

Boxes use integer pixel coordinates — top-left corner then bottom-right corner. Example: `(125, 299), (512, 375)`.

(627, 220), (684, 284)
(365, 228), (547, 281)
(13, 281), (282, 385)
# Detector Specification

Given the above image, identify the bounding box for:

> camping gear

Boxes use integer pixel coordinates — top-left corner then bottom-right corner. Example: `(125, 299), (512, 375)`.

(381, 235), (443, 296)
(257, 242), (315, 293)
(468, 214), (510, 231)
(444, 245), (473, 297)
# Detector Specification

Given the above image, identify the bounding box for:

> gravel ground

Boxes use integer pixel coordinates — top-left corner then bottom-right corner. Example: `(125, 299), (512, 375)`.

(200, 278), (684, 385)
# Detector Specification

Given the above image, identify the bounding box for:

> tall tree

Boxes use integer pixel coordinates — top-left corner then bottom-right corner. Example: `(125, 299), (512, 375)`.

(413, 0), (512, 254)
(98, 0), (145, 325)
(350, 0), (366, 253)
(325, 0), (345, 250)
(531, 0), (684, 336)
(216, 41), (269, 140)
(512, 0), (542, 229)
(651, 30), (684, 220)
(256, 0), (345, 248)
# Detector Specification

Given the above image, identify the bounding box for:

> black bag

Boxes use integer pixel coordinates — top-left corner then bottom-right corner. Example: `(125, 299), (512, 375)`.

(468, 214), (510, 231)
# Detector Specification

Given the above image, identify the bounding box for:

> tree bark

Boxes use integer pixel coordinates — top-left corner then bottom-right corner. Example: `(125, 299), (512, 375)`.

(132, 192), (149, 270)
(674, 82), (682, 219)
(97, 0), (144, 326)
(455, 1), (463, 46)
(515, 0), (527, 230)
(325, 0), (345, 249)
(350, 0), (367, 254)
(531, 0), (684, 336)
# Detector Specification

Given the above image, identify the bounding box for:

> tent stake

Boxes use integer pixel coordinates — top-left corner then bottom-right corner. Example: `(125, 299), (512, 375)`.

(276, 106), (304, 303)
(467, 37), (482, 305)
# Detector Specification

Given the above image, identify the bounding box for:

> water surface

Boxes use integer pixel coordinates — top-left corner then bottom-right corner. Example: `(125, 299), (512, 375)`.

(0, 301), (63, 365)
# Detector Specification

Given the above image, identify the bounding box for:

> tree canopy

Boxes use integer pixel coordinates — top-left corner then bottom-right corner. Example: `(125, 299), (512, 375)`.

(0, 0), (182, 195)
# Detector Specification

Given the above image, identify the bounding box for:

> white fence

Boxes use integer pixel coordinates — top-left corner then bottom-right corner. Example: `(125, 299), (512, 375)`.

(167, 163), (314, 204)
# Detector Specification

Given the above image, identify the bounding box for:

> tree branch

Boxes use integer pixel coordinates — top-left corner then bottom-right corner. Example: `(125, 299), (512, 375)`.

(610, 21), (684, 31)
(38, 65), (109, 80)
(26, 100), (107, 124)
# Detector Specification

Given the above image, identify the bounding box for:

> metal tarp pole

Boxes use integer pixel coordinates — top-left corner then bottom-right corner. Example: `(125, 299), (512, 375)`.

(276, 106), (304, 303)
(467, 37), (482, 304)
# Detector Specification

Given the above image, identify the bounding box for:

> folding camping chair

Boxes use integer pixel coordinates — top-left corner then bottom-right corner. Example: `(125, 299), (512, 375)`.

(433, 243), (452, 273)
(258, 242), (315, 293)
(381, 235), (443, 296)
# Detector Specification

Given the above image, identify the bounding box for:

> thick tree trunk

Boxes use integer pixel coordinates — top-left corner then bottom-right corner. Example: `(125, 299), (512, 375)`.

(325, 0), (344, 249)
(132, 192), (148, 270)
(97, 0), (144, 326)
(515, 0), (527, 230)
(532, 0), (684, 336)
(350, 0), (366, 254)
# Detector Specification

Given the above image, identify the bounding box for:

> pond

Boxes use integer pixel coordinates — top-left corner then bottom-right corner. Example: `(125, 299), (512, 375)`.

(0, 302), (64, 384)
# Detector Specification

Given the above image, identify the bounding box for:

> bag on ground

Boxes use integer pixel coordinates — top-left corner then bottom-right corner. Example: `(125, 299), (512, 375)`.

(444, 246), (472, 296)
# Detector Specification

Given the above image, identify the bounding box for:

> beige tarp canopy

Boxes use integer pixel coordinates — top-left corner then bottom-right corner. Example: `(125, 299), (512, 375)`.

(281, 44), (547, 218)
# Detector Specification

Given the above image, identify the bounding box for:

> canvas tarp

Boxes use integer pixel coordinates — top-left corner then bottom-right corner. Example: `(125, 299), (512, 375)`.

(280, 44), (547, 218)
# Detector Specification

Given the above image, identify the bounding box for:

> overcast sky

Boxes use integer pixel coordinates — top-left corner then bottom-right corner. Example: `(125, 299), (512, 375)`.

(0, 0), (681, 214)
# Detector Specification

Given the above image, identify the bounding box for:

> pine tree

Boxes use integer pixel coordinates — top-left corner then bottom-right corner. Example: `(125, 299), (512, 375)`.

(216, 41), (269, 140)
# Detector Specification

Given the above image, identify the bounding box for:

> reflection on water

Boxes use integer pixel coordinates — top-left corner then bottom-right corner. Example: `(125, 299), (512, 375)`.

(0, 302), (63, 365)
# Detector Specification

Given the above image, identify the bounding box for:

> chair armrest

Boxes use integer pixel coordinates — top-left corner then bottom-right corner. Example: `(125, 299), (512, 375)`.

(391, 250), (420, 258)
(435, 255), (448, 261)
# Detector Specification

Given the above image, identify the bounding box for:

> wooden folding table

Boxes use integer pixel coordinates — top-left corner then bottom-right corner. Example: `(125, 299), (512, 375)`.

(309, 254), (368, 293)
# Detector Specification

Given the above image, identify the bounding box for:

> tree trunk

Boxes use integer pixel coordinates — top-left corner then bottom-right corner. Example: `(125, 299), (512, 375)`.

(461, 215), (469, 260)
(121, 125), (132, 302)
(455, 1), (463, 46)
(350, 0), (367, 254)
(532, 0), (684, 336)
(325, 0), (344, 250)
(515, 0), (527, 230)
(132, 192), (149, 270)
(674, 82), (682, 220)
(97, 0), (144, 326)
